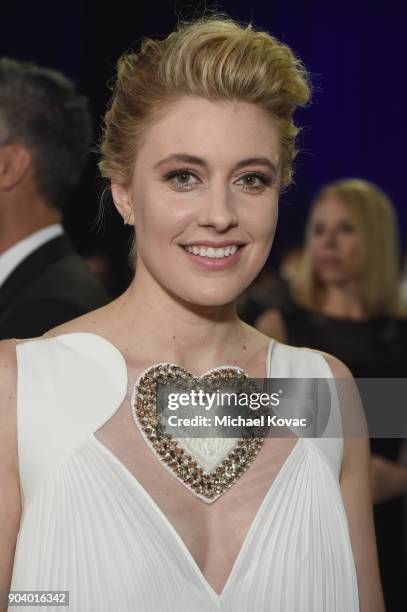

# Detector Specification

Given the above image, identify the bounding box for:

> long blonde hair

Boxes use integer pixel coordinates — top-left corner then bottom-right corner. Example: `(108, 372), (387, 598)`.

(291, 178), (406, 318)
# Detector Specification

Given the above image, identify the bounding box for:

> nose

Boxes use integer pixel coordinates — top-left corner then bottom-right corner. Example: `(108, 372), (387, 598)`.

(197, 185), (239, 232)
(321, 228), (338, 248)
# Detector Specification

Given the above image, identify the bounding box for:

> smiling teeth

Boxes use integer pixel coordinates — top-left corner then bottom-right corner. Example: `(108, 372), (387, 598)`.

(185, 245), (239, 258)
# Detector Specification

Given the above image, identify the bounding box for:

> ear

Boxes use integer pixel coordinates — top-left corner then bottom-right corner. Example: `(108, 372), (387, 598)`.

(0, 144), (32, 190)
(111, 183), (135, 226)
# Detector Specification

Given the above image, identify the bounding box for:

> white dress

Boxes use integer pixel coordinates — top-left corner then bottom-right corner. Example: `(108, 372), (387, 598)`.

(9, 333), (359, 611)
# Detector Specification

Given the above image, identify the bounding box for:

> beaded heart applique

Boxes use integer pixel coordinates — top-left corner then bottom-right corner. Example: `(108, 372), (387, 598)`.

(131, 363), (267, 503)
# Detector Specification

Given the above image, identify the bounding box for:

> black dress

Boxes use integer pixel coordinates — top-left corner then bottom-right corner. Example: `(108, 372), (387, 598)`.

(278, 299), (407, 612)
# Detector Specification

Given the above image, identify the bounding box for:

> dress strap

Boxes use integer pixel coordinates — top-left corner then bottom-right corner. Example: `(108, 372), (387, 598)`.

(267, 340), (343, 478)
(16, 333), (128, 509)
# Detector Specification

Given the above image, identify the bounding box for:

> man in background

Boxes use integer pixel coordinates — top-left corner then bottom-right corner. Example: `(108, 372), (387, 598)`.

(0, 58), (110, 340)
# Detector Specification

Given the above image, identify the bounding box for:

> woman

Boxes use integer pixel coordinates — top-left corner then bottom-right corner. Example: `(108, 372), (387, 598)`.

(257, 178), (407, 611)
(0, 14), (384, 612)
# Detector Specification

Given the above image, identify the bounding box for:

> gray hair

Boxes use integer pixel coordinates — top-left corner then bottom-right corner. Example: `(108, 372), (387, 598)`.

(0, 57), (92, 209)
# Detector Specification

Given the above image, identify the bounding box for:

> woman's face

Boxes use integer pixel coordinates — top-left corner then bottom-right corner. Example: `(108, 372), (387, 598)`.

(113, 97), (281, 307)
(308, 197), (365, 285)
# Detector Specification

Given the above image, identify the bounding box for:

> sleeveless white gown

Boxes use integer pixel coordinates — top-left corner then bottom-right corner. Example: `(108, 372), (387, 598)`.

(9, 333), (359, 611)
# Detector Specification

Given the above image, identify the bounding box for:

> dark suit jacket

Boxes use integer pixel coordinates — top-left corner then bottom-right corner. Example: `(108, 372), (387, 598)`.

(0, 234), (111, 340)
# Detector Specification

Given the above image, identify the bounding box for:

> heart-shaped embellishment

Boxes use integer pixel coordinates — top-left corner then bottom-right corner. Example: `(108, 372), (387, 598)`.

(131, 363), (267, 503)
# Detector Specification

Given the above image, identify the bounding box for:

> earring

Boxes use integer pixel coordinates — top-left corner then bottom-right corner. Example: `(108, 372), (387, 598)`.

(123, 212), (131, 225)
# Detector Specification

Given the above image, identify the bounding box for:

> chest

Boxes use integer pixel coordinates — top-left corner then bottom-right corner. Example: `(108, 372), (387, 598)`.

(94, 401), (299, 593)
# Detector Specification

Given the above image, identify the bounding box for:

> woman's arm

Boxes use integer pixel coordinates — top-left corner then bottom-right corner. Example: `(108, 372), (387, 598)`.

(370, 454), (407, 503)
(322, 353), (385, 612)
(0, 340), (22, 612)
(254, 308), (287, 342)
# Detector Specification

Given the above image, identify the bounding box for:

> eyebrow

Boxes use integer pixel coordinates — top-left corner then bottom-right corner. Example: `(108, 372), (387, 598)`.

(153, 153), (278, 175)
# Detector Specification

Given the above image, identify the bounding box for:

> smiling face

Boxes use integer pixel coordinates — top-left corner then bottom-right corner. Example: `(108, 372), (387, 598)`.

(308, 197), (366, 285)
(112, 97), (281, 307)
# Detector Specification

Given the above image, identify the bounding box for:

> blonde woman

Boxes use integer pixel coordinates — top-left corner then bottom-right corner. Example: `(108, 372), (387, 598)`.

(257, 178), (407, 611)
(1, 15), (384, 612)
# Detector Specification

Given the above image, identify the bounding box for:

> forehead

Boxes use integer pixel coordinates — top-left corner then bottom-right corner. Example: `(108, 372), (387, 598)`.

(312, 197), (354, 220)
(135, 97), (281, 168)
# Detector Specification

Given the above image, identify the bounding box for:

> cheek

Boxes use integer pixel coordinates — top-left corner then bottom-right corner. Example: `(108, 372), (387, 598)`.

(339, 237), (366, 276)
(343, 236), (364, 260)
(308, 235), (322, 256)
(134, 195), (190, 246)
(246, 199), (279, 242)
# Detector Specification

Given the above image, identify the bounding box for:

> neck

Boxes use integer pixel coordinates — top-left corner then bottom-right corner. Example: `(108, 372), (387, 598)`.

(319, 282), (366, 320)
(0, 193), (61, 255)
(107, 271), (248, 373)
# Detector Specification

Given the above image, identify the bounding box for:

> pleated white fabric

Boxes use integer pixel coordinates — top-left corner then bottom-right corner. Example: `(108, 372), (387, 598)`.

(10, 333), (359, 611)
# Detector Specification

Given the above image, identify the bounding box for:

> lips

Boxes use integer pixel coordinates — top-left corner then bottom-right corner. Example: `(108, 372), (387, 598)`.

(319, 257), (341, 265)
(184, 244), (239, 258)
(180, 243), (246, 270)
(181, 240), (247, 248)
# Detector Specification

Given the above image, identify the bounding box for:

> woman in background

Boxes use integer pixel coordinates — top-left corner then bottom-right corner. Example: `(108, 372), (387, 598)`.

(257, 178), (407, 611)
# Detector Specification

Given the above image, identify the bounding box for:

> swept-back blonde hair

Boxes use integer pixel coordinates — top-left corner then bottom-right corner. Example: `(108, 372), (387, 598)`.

(98, 11), (311, 192)
(291, 178), (406, 318)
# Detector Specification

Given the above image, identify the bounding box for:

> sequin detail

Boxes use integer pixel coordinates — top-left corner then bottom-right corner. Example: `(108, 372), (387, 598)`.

(131, 363), (267, 503)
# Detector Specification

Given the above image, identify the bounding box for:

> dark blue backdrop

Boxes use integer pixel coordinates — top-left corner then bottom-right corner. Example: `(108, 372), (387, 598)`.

(2, 0), (406, 275)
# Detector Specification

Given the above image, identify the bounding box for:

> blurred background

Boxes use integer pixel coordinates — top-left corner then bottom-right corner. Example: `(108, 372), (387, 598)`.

(2, 0), (406, 295)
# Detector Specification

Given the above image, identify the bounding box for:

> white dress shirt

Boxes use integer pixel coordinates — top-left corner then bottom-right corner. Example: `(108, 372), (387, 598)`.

(0, 223), (64, 288)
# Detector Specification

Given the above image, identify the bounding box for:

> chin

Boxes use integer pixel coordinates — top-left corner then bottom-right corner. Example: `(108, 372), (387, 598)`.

(191, 295), (237, 309)
(182, 287), (239, 309)
(319, 273), (346, 285)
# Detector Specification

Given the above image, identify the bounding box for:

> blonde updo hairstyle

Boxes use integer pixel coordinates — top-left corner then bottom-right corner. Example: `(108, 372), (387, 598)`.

(98, 12), (311, 197)
(291, 178), (406, 317)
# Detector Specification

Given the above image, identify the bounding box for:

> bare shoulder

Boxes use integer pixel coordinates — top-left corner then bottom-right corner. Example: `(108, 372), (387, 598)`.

(42, 302), (112, 339)
(254, 308), (287, 342)
(240, 320), (277, 350)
